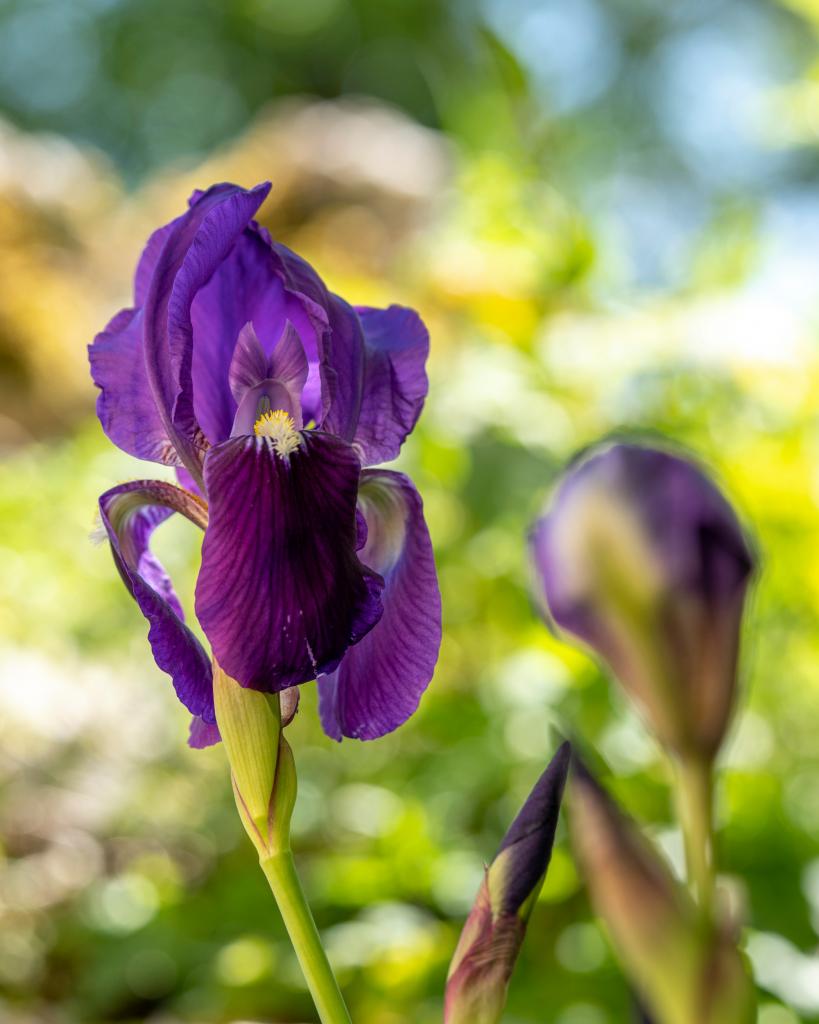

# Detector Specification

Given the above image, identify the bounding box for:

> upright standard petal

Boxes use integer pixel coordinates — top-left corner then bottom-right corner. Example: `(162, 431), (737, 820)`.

(142, 182), (271, 483)
(236, 232), (341, 428)
(352, 305), (430, 466)
(263, 235), (371, 439)
(99, 480), (214, 724)
(89, 307), (179, 466)
(195, 431), (383, 692)
(318, 469), (441, 740)
(189, 225), (325, 444)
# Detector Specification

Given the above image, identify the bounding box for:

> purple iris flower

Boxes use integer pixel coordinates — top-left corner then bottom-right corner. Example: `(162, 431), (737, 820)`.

(89, 182), (441, 746)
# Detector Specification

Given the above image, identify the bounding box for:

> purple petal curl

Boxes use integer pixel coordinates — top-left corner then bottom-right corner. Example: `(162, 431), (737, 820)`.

(99, 480), (215, 727)
(317, 293), (367, 443)
(135, 217), (181, 305)
(318, 469), (441, 740)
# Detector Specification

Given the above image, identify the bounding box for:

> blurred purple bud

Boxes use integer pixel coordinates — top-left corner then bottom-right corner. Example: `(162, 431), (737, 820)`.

(570, 762), (755, 1024)
(445, 742), (571, 1024)
(530, 443), (754, 760)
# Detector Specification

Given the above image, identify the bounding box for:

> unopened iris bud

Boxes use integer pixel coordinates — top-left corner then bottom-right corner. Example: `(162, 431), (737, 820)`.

(530, 443), (754, 761)
(570, 763), (755, 1024)
(213, 663), (297, 858)
(445, 742), (571, 1024)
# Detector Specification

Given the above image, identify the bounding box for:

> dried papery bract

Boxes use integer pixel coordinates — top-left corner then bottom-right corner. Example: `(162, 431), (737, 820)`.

(445, 742), (571, 1024)
(570, 763), (755, 1024)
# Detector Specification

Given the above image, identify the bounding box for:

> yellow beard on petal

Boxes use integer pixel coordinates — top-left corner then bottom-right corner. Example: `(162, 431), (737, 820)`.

(253, 409), (301, 459)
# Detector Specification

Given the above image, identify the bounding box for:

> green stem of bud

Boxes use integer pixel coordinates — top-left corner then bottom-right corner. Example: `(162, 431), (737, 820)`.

(260, 851), (352, 1024)
(675, 756), (715, 917)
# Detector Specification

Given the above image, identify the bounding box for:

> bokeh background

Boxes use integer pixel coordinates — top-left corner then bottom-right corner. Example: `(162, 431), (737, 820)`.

(2, 1), (819, 1022)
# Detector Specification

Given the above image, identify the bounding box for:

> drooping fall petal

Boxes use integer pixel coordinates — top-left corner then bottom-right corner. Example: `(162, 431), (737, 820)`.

(195, 431), (383, 692)
(318, 469), (441, 740)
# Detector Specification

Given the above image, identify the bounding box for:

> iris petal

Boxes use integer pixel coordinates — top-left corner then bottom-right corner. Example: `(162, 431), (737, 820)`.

(318, 469), (441, 740)
(134, 218), (180, 305)
(187, 226), (334, 444)
(352, 305), (430, 466)
(142, 182), (271, 484)
(318, 294), (366, 443)
(190, 229), (307, 443)
(264, 239), (367, 437)
(195, 432), (383, 692)
(99, 480), (214, 725)
(89, 307), (179, 466)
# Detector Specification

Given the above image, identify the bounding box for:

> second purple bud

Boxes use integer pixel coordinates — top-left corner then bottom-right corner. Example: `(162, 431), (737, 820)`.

(530, 443), (754, 761)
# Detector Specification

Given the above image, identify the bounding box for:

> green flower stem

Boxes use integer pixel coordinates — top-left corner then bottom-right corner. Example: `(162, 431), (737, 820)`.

(675, 756), (715, 916)
(260, 850), (352, 1024)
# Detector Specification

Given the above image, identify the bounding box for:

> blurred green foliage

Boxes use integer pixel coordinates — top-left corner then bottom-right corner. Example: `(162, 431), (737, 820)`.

(2, 1), (819, 1023)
